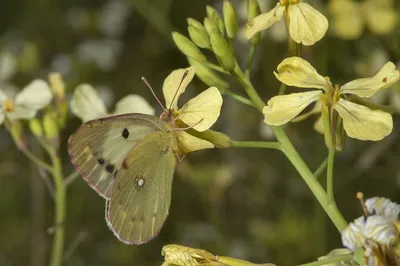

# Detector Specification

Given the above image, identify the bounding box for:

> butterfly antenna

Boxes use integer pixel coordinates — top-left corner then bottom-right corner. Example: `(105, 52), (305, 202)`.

(141, 77), (166, 111)
(168, 70), (189, 111)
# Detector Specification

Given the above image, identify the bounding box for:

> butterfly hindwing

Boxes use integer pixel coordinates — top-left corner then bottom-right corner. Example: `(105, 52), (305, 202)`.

(105, 131), (176, 244)
(68, 113), (168, 199)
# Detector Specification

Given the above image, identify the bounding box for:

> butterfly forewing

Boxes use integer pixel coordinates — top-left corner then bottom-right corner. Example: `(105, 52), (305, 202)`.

(106, 131), (176, 244)
(68, 114), (168, 199)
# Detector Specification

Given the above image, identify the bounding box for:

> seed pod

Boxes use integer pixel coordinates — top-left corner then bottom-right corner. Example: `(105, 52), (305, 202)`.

(223, 0), (238, 38)
(172, 32), (207, 62)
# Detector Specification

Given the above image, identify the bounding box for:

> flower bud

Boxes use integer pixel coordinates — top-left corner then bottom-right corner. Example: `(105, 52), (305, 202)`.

(172, 32), (207, 62)
(187, 128), (232, 148)
(204, 17), (219, 35)
(187, 24), (210, 49)
(210, 30), (235, 71)
(223, 0), (238, 38)
(8, 121), (27, 151)
(187, 58), (230, 92)
(49, 72), (65, 101)
(29, 118), (43, 137)
(247, 0), (261, 45)
(206, 5), (225, 35)
(43, 113), (59, 140)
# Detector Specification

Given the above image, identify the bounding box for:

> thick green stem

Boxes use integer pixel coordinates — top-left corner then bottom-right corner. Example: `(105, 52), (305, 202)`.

(232, 65), (347, 232)
(49, 149), (66, 266)
(231, 141), (281, 150)
(327, 148), (335, 204)
(225, 91), (256, 108)
(245, 44), (257, 76)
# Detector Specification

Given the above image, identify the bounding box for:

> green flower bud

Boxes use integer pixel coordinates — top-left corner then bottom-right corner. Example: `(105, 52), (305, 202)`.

(187, 128), (232, 149)
(43, 113), (59, 139)
(247, 0), (261, 45)
(187, 24), (210, 49)
(8, 121), (27, 151)
(187, 58), (230, 92)
(172, 32), (207, 62)
(204, 17), (218, 35)
(223, 0), (238, 38)
(321, 105), (333, 149)
(29, 118), (43, 137)
(210, 30), (235, 71)
(206, 5), (225, 35)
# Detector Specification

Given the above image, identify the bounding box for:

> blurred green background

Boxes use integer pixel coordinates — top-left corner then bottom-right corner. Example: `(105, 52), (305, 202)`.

(0, 0), (399, 265)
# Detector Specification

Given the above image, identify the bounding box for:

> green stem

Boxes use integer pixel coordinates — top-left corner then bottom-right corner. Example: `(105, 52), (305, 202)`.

(204, 61), (229, 74)
(21, 148), (53, 172)
(224, 91), (255, 108)
(327, 148), (335, 204)
(232, 64), (347, 232)
(245, 44), (257, 76)
(278, 83), (287, 95)
(64, 171), (80, 187)
(313, 156), (328, 180)
(49, 149), (66, 266)
(297, 253), (354, 266)
(231, 141), (281, 150)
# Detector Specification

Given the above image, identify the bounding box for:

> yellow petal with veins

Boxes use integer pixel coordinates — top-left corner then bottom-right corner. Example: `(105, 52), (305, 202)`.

(333, 99), (392, 141)
(263, 90), (323, 126)
(163, 66), (196, 110)
(244, 3), (284, 39)
(274, 57), (330, 90)
(288, 2), (328, 45)
(340, 62), (400, 97)
(176, 131), (214, 154)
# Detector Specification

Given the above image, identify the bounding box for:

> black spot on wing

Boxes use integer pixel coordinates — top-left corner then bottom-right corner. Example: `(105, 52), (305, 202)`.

(97, 158), (105, 165)
(105, 163), (115, 173)
(122, 128), (129, 139)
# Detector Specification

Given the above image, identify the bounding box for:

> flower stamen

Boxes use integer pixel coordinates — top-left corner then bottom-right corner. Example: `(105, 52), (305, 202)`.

(3, 99), (15, 113)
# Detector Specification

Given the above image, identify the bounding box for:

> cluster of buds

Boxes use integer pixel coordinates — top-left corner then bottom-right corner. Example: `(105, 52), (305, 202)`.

(172, 1), (246, 93)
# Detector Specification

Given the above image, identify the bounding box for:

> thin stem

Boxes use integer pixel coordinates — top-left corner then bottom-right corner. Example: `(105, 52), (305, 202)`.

(232, 63), (347, 232)
(49, 148), (66, 266)
(21, 148), (52, 172)
(231, 141), (281, 150)
(203, 61), (230, 74)
(64, 171), (80, 187)
(313, 156), (329, 180)
(64, 230), (88, 262)
(327, 148), (335, 204)
(245, 44), (257, 76)
(298, 253), (354, 266)
(224, 91), (255, 108)
(278, 83), (287, 95)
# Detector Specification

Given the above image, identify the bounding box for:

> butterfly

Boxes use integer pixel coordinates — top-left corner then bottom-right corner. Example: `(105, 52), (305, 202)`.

(68, 66), (223, 244)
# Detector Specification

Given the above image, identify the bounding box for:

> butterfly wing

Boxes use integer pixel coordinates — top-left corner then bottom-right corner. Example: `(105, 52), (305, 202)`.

(105, 131), (176, 244)
(68, 113), (167, 199)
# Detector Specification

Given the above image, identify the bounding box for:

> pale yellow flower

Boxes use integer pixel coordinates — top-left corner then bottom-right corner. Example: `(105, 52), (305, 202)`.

(162, 66), (223, 153)
(329, 0), (397, 40)
(245, 0), (328, 45)
(264, 57), (400, 141)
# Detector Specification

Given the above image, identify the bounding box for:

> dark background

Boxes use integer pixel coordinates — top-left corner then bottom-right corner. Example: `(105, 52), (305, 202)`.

(0, 0), (399, 265)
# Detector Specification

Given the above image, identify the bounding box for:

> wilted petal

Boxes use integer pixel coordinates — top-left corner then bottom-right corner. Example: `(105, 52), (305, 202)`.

(176, 131), (214, 153)
(244, 3), (284, 39)
(274, 57), (330, 90)
(70, 84), (108, 122)
(162, 244), (216, 266)
(288, 2), (329, 45)
(365, 197), (400, 221)
(163, 66), (196, 110)
(340, 62), (400, 97)
(333, 99), (392, 141)
(342, 216), (366, 250)
(113, 94), (155, 115)
(15, 80), (52, 110)
(362, 215), (398, 246)
(179, 87), (222, 132)
(263, 91), (323, 126)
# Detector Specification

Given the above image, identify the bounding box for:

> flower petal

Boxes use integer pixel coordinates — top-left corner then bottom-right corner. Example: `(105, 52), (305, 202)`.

(333, 99), (392, 141)
(362, 215), (398, 246)
(0, 111), (4, 125)
(244, 3), (284, 39)
(15, 80), (52, 110)
(70, 84), (108, 122)
(263, 90), (323, 126)
(341, 216), (366, 250)
(313, 115), (324, 135)
(113, 94), (155, 115)
(178, 87), (222, 132)
(365, 197), (400, 222)
(274, 57), (330, 90)
(340, 62), (400, 97)
(0, 89), (7, 103)
(163, 66), (196, 110)
(288, 3), (329, 46)
(176, 131), (214, 153)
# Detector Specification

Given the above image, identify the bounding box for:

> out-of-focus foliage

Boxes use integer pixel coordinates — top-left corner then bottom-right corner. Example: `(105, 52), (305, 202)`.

(0, 0), (399, 266)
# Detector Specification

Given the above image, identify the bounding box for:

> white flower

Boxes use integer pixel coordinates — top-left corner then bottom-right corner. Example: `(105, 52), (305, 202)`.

(70, 84), (155, 122)
(0, 80), (53, 125)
